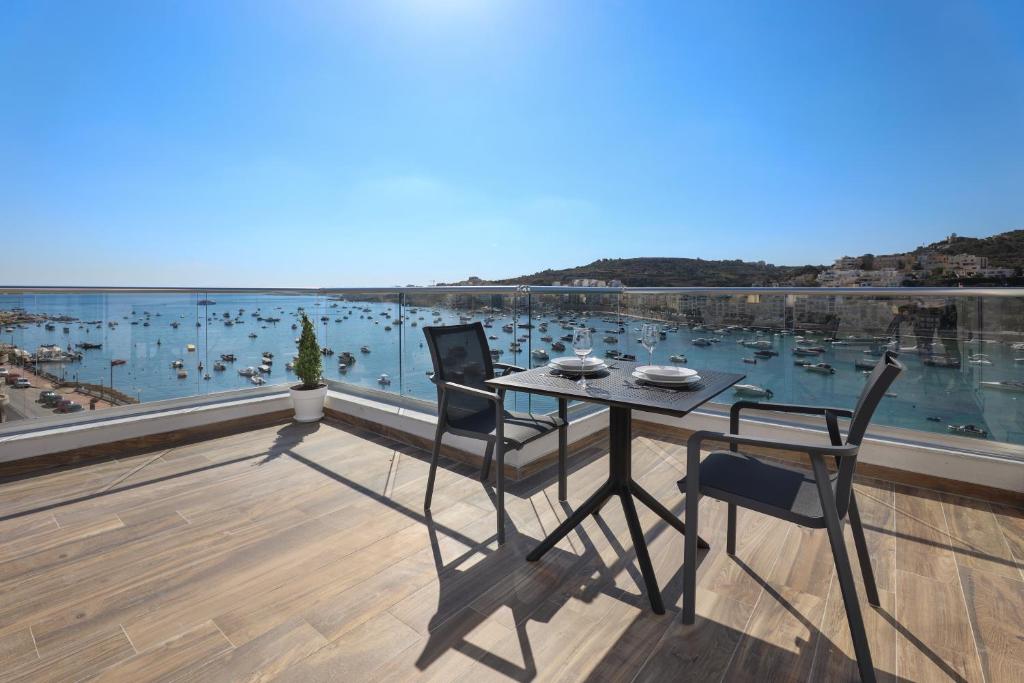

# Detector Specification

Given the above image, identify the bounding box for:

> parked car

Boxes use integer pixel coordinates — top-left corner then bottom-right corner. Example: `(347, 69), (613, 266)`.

(0, 367), (9, 377)
(39, 390), (59, 405)
(13, 378), (31, 389)
(57, 401), (83, 413)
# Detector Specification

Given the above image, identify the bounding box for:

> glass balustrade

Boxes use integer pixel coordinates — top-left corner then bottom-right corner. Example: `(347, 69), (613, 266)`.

(2, 286), (1023, 458)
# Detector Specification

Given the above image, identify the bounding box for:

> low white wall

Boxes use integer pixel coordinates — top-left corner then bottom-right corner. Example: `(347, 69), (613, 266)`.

(0, 391), (292, 463)
(2, 385), (1021, 495)
(324, 390), (609, 470)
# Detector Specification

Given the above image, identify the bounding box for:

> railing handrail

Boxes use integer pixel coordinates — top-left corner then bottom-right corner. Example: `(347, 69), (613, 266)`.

(1, 284), (1023, 298)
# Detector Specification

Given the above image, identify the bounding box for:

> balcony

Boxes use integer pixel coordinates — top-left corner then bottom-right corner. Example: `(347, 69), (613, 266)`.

(1, 417), (1022, 681)
(1, 286), (1022, 681)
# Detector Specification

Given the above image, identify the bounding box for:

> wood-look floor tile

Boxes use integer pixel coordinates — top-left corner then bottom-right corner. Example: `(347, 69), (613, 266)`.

(0, 420), (1018, 682)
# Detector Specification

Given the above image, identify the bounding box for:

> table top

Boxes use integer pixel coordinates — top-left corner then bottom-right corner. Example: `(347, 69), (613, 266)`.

(486, 361), (745, 418)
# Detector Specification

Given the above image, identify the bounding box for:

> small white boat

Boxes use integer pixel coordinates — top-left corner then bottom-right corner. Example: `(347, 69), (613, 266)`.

(531, 349), (549, 360)
(733, 384), (773, 398)
(948, 424), (986, 438)
(170, 359), (184, 369)
(238, 366), (258, 377)
(377, 374), (392, 386)
(176, 370), (188, 379)
(251, 375), (266, 385)
(804, 363), (836, 374)
(258, 364), (271, 374)
(669, 354), (687, 363)
(980, 380), (1024, 392)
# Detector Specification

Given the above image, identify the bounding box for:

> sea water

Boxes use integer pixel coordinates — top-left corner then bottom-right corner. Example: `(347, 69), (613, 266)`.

(2, 292), (1022, 447)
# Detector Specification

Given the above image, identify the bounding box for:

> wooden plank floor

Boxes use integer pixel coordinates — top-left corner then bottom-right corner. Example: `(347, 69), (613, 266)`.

(0, 420), (1020, 682)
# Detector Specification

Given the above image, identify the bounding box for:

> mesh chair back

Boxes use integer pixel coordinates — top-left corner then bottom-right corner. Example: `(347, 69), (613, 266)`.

(832, 350), (902, 517)
(423, 323), (496, 427)
(847, 351), (903, 446)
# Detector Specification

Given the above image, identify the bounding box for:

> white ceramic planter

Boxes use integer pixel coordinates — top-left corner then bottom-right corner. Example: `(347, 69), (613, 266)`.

(290, 384), (328, 422)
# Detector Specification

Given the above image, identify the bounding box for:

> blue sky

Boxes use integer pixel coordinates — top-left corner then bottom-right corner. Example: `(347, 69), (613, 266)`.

(2, 1), (1022, 286)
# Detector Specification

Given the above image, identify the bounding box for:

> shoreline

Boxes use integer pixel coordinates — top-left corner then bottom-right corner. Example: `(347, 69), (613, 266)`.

(1, 362), (115, 421)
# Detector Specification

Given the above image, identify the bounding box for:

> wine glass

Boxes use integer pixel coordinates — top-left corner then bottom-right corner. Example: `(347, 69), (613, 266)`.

(572, 327), (593, 388)
(641, 323), (659, 367)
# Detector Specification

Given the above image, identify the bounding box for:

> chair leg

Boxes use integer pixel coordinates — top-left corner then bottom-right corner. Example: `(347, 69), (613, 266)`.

(495, 441), (506, 545)
(682, 440), (702, 624)
(480, 440), (495, 482)
(424, 423), (444, 511)
(726, 503), (737, 556)
(812, 458), (876, 683)
(847, 492), (880, 607)
(557, 398), (568, 501)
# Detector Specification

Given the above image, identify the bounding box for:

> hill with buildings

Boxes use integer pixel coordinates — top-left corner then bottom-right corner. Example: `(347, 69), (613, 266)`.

(443, 228), (1023, 288)
(911, 229), (1024, 269)
(483, 257), (822, 287)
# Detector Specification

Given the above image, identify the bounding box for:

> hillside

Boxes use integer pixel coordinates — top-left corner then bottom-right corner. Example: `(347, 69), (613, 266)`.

(910, 229), (1024, 269)
(486, 257), (823, 287)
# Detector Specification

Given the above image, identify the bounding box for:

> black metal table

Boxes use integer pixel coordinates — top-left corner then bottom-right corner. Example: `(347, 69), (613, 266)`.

(487, 360), (744, 614)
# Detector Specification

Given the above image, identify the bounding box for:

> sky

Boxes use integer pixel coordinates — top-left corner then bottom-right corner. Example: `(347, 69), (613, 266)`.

(1, 0), (1022, 287)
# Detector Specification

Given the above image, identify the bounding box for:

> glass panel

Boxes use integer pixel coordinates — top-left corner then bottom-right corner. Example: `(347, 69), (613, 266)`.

(524, 289), (623, 414)
(314, 293), (402, 393)
(399, 290), (529, 411)
(2, 287), (1023, 453)
(198, 291), (314, 394)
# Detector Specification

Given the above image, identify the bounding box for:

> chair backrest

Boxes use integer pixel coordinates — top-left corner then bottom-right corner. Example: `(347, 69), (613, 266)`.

(422, 323), (496, 426)
(833, 350), (902, 517)
(846, 351), (903, 447)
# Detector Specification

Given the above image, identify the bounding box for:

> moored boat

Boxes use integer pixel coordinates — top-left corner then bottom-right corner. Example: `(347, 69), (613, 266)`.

(733, 384), (773, 398)
(948, 424), (987, 438)
(804, 363), (835, 374)
(980, 380), (1024, 392)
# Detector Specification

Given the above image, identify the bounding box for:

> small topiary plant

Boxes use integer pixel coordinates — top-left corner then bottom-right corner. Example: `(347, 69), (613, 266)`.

(293, 313), (323, 390)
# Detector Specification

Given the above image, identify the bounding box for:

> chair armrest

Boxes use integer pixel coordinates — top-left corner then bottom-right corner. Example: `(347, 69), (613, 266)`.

(730, 401), (853, 441)
(687, 430), (860, 459)
(492, 363), (524, 376)
(436, 380), (502, 403)
(731, 401), (853, 421)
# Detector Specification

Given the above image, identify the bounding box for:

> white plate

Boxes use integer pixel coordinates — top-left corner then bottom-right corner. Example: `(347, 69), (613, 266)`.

(549, 360), (607, 375)
(550, 356), (605, 370)
(635, 365), (698, 382)
(632, 370), (700, 386)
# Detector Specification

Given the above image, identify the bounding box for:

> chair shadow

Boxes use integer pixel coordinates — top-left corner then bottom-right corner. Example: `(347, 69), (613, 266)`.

(253, 420), (968, 682)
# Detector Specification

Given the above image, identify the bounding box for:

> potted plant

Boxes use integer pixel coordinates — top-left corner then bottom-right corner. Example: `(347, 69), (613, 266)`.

(290, 313), (327, 422)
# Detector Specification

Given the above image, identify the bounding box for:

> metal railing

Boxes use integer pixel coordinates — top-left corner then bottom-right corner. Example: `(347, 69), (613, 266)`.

(2, 285), (1024, 459)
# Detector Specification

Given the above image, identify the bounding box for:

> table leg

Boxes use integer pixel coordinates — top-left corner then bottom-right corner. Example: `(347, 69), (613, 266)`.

(526, 481), (615, 561)
(620, 489), (665, 613)
(558, 398), (568, 502)
(631, 481), (710, 549)
(527, 406), (704, 613)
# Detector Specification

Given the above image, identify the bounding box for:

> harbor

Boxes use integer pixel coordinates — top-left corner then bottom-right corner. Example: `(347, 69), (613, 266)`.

(2, 292), (1023, 444)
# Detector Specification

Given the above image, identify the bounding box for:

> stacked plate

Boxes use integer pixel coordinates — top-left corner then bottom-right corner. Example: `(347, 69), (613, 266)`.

(633, 365), (701, 387)
(549, 356), (608, 375)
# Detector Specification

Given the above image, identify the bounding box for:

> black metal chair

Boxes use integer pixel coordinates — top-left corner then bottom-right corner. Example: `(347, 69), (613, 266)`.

(423, 323), (567, 544)
(679, 351), (902, 683)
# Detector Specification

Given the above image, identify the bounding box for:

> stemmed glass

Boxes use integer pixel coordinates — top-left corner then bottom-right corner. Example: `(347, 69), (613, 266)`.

(641, 323), (659, 367)
(572, 327), (593, 388)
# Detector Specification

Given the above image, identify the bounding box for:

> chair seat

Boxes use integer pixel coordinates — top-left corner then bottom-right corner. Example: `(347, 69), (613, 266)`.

(682, 450), (839, 528)
(447, 409), (564, 448)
